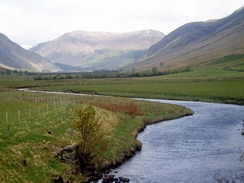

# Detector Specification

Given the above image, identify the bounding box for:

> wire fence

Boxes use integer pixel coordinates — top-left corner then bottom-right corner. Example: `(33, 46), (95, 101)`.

(0, 99), (69, 123)
(0, 97), (77, 139)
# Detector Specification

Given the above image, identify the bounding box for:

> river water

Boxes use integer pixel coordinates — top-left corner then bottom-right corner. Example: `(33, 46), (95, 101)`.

(112, 100), (244, 183)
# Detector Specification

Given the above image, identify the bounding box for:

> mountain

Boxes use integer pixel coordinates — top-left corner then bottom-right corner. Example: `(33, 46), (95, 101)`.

(29, 41), (49, 52)
(123, 6), (244, 71)
(0, 33), (60, 72)
(54, 63), (83, 71)
(30, 30), (164, 71)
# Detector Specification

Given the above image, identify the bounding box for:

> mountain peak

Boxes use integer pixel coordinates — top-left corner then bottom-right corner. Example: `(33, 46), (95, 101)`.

(30, 30), (164, 70)
(123, 6), (244, 71)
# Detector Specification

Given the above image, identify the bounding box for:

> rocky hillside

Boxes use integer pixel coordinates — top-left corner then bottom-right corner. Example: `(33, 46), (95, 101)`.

(30, 30), (164, 71)
(123, 6), (244, 71)
(0, 33), (60, 72)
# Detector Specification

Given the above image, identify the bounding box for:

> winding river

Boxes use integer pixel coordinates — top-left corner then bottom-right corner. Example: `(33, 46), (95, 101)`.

(111, 100), (244, 183)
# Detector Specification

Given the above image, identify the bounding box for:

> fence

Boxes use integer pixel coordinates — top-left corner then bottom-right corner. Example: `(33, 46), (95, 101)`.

(0, 99), (69, 123)
(0, 97), (76, 139)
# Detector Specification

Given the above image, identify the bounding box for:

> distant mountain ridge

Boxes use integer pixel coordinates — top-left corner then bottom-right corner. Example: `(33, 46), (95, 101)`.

(0, 33), (60, 72)
(2, 6), (243, 73)
(30, 29), (164, 71)
(123, 6), (244, 71)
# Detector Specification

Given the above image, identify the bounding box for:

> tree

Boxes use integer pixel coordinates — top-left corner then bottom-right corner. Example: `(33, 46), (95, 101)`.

(13, 70), (18, 75)
(6, 69), (12, 75)
(19, 70), (23, 76)
(34, 74), (43, 80)
(152, 67), (158, 76)
(74, 103), (109, 171)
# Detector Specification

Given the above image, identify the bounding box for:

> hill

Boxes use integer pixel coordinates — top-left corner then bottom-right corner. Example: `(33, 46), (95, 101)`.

(123, 6), (244, 72)
(0, 33), (60, 72)
(30, 30), (164, 71)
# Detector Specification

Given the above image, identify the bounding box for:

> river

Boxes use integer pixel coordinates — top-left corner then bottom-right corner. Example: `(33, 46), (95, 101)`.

(111, 100), (244, 183)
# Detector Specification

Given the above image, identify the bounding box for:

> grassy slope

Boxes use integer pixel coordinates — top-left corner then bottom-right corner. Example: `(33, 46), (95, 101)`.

(0, 88), (192, 183)
(201, 54), (244, 71)
(78, 49), (144, 70)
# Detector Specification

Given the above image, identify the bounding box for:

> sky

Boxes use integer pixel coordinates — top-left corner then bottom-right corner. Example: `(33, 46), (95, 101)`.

(0, 0), (243, 48)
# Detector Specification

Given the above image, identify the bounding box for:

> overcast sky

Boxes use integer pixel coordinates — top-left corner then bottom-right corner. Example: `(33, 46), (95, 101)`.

(0, 0), (243, 47)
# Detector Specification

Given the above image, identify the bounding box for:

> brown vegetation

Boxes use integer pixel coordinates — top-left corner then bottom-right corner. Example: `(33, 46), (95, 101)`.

(96, 101), (145, 117)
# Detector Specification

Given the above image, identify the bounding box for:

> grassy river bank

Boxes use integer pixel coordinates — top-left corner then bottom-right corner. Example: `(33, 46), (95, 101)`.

(0, 88), (193, 182)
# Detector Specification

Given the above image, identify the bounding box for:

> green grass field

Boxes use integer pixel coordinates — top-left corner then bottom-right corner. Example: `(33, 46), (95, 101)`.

(19, 68), (243, 105)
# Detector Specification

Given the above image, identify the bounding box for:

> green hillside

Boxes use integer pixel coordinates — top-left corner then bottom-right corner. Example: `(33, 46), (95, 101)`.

(123, 7), (244, 73)
(203, 54), (244, 71)
(78, 49), (144, 71)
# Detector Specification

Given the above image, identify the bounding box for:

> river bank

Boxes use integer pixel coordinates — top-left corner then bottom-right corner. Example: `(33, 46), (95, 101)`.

(83, 109), (194, 183)
(0, 89), (193, 183)
(112, 100), (244, 183)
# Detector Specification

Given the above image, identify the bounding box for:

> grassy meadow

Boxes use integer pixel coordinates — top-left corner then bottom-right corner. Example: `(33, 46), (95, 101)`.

(19, 68), (244, 105)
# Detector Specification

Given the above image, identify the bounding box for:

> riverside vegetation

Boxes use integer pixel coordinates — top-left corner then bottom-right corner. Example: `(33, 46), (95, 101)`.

(0, 82), (193, 182)
(0, 66), (243, 182)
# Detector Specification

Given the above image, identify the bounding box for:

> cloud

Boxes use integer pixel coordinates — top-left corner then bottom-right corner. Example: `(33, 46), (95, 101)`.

(0, 0), (243, 46)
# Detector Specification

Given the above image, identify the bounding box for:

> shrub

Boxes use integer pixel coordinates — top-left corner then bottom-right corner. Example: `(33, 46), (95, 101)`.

(74, 103), (109, 171)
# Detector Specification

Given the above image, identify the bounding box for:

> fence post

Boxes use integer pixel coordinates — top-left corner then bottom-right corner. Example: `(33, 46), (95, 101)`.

(6, 112), (8, 123)
(54, 102), (56, 110)
(47, 104), (49, 113)
(24, 121), (29, 131)
(6, 112), (10, 137)
(18, 110), (20, 122)
(8, 124), (10, 137)
(38, 106), (40, 116)
(29, 108), (31, 118)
